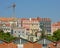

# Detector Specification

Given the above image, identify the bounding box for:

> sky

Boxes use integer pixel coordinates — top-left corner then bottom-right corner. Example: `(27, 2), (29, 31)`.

(0, 0), (60, 22)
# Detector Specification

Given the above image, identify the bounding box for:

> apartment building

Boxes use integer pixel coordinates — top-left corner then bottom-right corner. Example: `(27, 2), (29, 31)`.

(21, 18), (30, 32)
(0, 18), (12, 33)
(11, 27), (29, 40)
(1, 23), (11, 33)
(21, 18), (41, 35)
(51, 22), (60, 35)
(0, 17), (18, 33)
(37, 17), (51, 35)
(21, 18), (41, 42)
(0, 17), (51, 34)
(30, 18), (41, 35)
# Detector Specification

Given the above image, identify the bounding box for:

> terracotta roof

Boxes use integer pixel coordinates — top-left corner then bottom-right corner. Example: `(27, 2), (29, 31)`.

(52, 22), (60, 26)
(48, 43), (56, 48)
(24, 42), (42, 48)
(0, 42), (17, 48)
(56, 40), (60, 43)
(31, 18), (38, 21)
(37, 17), (51, 22)
(31, 18), (37, 20)
(0, 18), (16, 22)
(24, 42), (56, 48)
(21, 18), (29, 21)
(21, 18), (38, 21)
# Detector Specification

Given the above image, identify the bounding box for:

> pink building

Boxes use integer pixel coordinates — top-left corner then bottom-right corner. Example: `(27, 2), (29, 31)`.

(21, 18), (30, 30)
(51, 22), (60, 35)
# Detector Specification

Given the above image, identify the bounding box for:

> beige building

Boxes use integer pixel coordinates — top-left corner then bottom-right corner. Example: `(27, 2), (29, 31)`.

(29, 18), (41, 35)
(21, 18), (41, 35)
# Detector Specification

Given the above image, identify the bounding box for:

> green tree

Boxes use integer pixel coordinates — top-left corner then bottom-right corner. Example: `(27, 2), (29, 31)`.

(46, 35), (57, 41)
(47, 29), (60, 41)
(3, 32), (16, 42)
(0, 29), (16, 42)
(53, 29), (60, 41)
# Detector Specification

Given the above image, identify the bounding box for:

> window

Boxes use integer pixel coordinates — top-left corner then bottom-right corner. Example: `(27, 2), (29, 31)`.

(26, 29), (29, 30)
(32, 24), (33, 26)
(19, 31), (20, 33)
(26, 32), (30, 35)
(47, 30), (51, 32)
(15, 31), (16, 33)
(19, 35), (20, 37)
(6, 29), (7, 31)
(22, 31), (24, 33)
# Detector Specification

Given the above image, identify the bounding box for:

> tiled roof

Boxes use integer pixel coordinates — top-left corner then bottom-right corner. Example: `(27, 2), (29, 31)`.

(48, 43), (56, 48)
(37, 17), (51, 22)
(0, 42), (17, 48)
(0, 17), (51, 22)
(21, 18), (39, 22)
(24, 42), (56, 48)
(21, 18), (29, 21)
(0, 17), (16, 22)
(56, 40), (60, 43)
(52, 22), (60, 26)
(24, 42), (42, 48)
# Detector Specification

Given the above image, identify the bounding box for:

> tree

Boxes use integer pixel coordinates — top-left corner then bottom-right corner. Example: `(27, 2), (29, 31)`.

(3, 32), (16, 42)
(53, 29), (60, 41)
(0, 30), (16, 42)
(46, 29), (60, 41)
(46, 35), (57, 41)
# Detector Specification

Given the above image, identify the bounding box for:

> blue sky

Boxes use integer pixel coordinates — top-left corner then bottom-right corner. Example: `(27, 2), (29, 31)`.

(0, 0), (60, 22)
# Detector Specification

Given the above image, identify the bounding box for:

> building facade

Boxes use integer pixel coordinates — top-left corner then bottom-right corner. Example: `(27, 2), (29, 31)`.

(11, 27), (27, 38)
(37, 17), (51, 35)
(51, 22), (60, 35)
(21, 18), (41, 35)
(0, 17), (18, 33)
